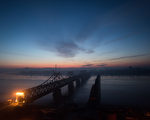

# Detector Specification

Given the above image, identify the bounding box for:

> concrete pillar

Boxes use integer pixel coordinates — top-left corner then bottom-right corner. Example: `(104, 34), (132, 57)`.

(53, 88), (62, 104)
(80, 76), (84, 85)
(68, 81), (74, 95)
(76, 79), (81, 87)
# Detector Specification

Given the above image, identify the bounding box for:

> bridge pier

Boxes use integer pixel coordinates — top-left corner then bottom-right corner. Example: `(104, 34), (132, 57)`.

(68, 81), (74, 95)
(80, 76), (87, 85)
(53, 88), (62, 104)
(76, 78), (81, 87)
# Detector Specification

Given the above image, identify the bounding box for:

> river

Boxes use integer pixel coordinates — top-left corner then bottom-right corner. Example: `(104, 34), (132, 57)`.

(0, 74), (150, 107)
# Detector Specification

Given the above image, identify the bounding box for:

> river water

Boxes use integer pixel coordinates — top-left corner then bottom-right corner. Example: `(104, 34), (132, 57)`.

(0, 74), (150, 107)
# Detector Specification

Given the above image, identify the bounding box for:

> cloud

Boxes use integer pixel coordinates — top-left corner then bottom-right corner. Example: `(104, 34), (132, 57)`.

(55, 41), (83, 58)
(76, 16), (101, 42)
(81, 64), (94, 67)
(96, 63), (107, 67)
(39, 39), (94, 58)
(81, 63), (107, 67)
(102, 32), (138, 46)
(108, 53), (150, 61)
(99, 50), (116, 56)
(0, 50), (39, 58)
(85, 49), (94, 54)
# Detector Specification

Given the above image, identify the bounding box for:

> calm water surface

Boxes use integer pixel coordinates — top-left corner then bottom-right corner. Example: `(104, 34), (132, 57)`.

(0, 74), (150, 107)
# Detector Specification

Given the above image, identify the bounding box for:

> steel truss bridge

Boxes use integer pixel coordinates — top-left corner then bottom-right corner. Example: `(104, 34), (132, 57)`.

(23, 71), (91, 103)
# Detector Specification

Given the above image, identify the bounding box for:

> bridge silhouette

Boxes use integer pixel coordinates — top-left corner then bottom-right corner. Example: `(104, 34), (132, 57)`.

(23, 71), (91, 103)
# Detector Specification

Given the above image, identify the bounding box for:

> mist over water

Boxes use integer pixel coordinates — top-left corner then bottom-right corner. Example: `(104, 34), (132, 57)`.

(0, 73), (48, 102)
(0, 74), (150, 107)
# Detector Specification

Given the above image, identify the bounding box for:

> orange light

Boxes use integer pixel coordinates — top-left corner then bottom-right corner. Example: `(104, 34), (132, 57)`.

(16, 92), (24, 96)
(15, 92), (25, 105)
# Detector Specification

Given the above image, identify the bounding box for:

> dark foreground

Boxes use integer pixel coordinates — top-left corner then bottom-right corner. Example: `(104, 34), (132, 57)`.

(1, 103), (150, 120)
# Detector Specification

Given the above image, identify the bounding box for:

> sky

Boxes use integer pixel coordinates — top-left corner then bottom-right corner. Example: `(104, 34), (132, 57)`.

(0, 0), (150, 68)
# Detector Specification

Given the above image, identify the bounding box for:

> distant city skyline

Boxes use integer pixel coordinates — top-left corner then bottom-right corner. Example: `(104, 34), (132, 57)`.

(0, 0), (150, 68)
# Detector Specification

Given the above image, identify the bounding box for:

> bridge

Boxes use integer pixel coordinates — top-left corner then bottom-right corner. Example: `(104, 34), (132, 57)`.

(17, 71), (91, 104)
(88, 74), (101, 107)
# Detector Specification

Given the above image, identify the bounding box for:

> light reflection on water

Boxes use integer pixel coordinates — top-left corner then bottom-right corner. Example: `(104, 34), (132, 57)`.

(0, 73), (48, 102)
(0, 74), (150, 107)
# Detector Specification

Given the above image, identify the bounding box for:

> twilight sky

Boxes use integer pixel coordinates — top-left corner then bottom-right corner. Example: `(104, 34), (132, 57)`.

(0, 0), (150, 68)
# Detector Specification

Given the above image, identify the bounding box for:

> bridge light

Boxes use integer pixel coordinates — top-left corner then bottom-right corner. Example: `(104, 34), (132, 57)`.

(15, 92), (25, 105)
(16, 92), (24, 96)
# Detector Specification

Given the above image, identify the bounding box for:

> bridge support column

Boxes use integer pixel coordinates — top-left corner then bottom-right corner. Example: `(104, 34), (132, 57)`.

(53, 88), (62, 104)
(81, 76), (86, 85)
(76, 78), (81, 87)
(68, 81), (74, 95)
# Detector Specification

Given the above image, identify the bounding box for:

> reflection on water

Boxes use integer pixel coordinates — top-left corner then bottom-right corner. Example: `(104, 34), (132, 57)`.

(0, 73), (150, 107)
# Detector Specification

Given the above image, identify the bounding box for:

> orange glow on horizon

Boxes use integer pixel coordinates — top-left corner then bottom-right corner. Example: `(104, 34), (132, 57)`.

(0, 63), (84, 68)
(0, 60), (150, 68)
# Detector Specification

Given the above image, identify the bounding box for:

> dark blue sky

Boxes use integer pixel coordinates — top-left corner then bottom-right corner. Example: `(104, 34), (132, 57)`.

(0, 0), (150, 68)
